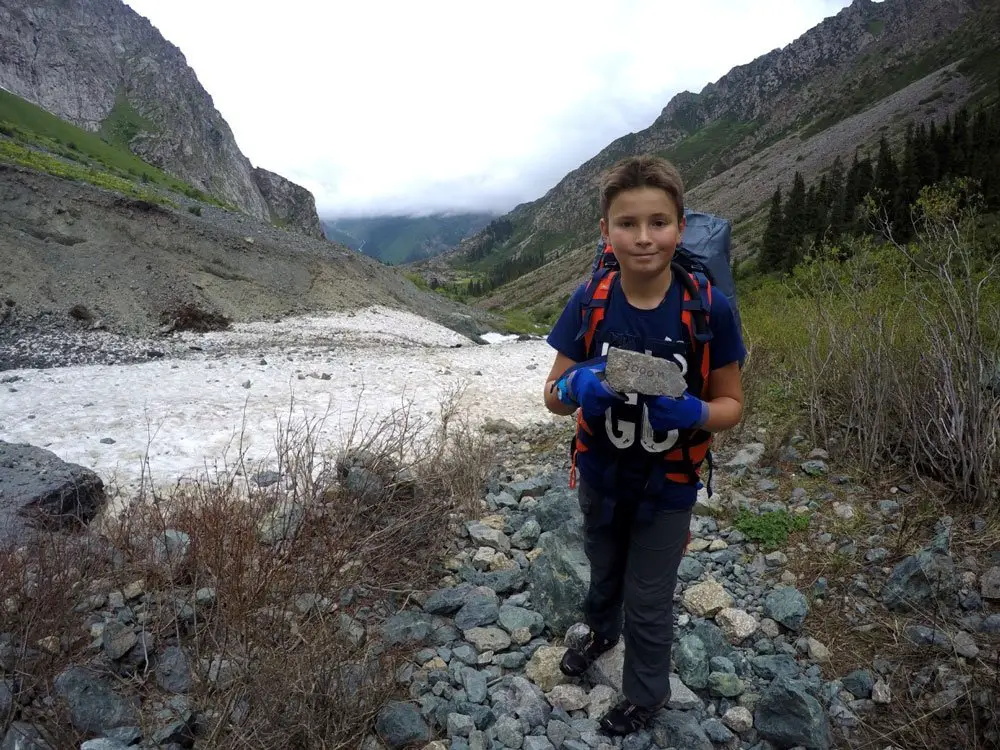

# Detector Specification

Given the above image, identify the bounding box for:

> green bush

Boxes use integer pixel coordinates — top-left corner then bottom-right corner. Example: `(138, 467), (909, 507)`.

(734, 509), (810, 549)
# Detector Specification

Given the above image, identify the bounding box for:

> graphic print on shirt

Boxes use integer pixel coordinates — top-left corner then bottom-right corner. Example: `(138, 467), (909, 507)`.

(599, 337), (688, 453)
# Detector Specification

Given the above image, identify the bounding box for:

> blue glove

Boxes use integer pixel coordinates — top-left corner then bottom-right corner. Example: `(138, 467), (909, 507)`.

(554, 360), (624, 418)
(647, 392), (710, 431)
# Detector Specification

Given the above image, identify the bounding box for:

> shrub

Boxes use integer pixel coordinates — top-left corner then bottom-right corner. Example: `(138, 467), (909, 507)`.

(1, 387), (495, 747)
(733, 509), (810, 549)
(159, 302), (231, 332)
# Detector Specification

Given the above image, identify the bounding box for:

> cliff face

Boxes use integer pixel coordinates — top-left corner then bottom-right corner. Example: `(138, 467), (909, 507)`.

(253, 168), (324, 240)
(0, 0), (323, 238)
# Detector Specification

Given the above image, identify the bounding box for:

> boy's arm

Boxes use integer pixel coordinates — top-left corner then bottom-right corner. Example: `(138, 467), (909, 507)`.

(700, 360), (744, 432)
(544, 352), (579, 416)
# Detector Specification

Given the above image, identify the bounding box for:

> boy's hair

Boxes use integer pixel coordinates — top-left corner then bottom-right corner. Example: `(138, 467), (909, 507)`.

(599, 155), (685, 221)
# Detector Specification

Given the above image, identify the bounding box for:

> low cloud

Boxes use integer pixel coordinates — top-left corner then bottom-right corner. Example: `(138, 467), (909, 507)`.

(126, 0), (856, 218)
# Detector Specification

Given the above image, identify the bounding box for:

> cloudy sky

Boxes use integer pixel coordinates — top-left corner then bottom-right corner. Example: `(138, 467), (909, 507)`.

(124, 0), (856, 219)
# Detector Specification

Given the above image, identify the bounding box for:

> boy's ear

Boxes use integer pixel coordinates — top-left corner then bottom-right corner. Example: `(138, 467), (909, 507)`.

(599, 217), (608, 239)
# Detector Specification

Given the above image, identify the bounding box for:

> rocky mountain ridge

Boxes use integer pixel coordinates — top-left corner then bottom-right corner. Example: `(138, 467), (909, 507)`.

(0, 0), (324, 238)
(415, 0), (997, 314)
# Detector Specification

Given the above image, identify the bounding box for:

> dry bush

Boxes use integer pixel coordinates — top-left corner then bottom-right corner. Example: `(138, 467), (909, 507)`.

(159, 301), (231, 332)
(0, 532), (119, 748)
(798, 186), (1000, 506)
(2, 385), (496, 748)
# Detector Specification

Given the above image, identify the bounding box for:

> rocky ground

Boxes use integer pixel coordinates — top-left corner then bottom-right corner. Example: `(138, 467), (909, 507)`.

(0, 164), (500, 365)
(3, 420), (997, 749)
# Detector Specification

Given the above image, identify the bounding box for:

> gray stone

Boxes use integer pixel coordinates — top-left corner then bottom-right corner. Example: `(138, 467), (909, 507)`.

(80, 740), (130, 750)
(375, 702), (431, 748)
(546, 719), (577, 749)
(155, 646), (192, 694)
(101, 622), (137, 661)
(675, 635), (709, 689)
(381, 611), (439, 647)
(464, 627), (511, 652)
(0, 680), (11, 722)
(523, 737), (555, 750)
(800, 460), (828, 476)
(590, 642), (625, 692)
(462, 668), (490, 704)
(701, 718), (735, 744)
(708, 672), (744, 697)
(499, 605), (544, 637)
(423, 584), (475, 615)
(511, 520), (542, 550)
(604, 346), (687, 397)
(980, 566), (1000, 599)
(754, 677), (832, 750)
(495, 716), (524, 748)
(447, 713), (475, 738)
(0, 441), (106, 542)
(621, 729), (653, 750)
(53, 666), (139, 734)
(666, 674), (703, 710)
(458, 566), (527, 595)
(535, 489), (582, 533)
(510, 676), (551, 728)
(454, 587), (501, 631)
(841, 669), (875, 699)
(749, 654), (802, 680)
(677, 557), (704, 583)
(882, 549), (959, 612)
(1, 722), (54, 750)
(466, 523), (510, 553)
(764, 587), (809, 631)
(725, 443), (765, 468)
(690, 620), (735, 660)
(650, 710), (713, 750)
(506, 476), (553, 500)
(529, 525), (589, 635)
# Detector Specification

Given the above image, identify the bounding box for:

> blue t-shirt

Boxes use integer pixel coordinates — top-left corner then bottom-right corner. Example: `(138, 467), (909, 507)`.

(547, 273), (746, 510)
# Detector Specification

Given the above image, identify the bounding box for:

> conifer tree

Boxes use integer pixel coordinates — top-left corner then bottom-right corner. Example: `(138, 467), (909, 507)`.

(760, 187), (786, 273)
(783, 172), (808, 270)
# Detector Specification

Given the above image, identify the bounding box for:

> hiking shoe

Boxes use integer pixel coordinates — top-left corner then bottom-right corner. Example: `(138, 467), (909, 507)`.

(599, 699), (657, 735)
(559, 630), (617, 677)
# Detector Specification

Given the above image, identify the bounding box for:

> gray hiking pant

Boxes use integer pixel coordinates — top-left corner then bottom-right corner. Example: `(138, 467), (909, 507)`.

(578, 479), (692, 709)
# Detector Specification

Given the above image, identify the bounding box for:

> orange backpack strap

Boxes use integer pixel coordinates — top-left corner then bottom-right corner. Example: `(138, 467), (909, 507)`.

(575, 267), (618, 358)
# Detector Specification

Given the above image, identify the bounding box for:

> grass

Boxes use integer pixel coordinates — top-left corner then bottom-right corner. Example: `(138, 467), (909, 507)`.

(98, 88), (159, 149)
(0, 139), (176, 207)
(499, 308), (551, 336)
(733, 508), (811, 550)
(0, 88), (229, 208)
(659, 118), (760, 188)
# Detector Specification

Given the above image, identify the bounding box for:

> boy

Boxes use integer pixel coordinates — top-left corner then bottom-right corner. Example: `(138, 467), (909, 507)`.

(543, 154), (745, 735)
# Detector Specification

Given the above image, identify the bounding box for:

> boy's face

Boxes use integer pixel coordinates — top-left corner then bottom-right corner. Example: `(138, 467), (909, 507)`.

(600, 187), (684, 280)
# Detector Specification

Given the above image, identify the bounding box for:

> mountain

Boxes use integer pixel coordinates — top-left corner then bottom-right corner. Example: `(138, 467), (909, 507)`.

(0, 0), (323, 238)
(414, 0), (999, 316)
(322, 213), (495, 265)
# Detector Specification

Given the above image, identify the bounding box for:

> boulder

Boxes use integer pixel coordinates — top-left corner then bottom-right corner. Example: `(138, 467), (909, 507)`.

(0, 441), (106, 542)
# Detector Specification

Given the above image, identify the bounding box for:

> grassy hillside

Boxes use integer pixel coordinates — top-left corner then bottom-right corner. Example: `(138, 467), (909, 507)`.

(323, 212), (494, 265)
(0, 88), (227, 208)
